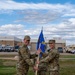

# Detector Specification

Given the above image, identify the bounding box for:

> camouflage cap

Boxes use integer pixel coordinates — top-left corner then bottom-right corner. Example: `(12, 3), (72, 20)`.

(24, 35), (30, 40)
(49, 40), (55, 44)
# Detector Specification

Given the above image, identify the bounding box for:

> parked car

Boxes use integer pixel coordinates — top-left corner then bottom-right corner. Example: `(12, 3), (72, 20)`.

(4, 46), (10, 52)
(57, 47), (63, 53)
(4, 46), (14, 52)
(14, 45), (20, 52)
(1, 46), (6, 52)
(10, 46), (14, 52)
(0, 46), (2, 52)
(70, 50), (75, 54)
(66, 50), (72, 53)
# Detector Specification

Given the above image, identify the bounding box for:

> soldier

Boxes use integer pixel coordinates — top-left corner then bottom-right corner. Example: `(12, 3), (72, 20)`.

(37, 48), (50, 75)
(37, 56), (47, 75)
(16, 35), (38, 75)
(34, 50), (48, 75)
(39, 40), (60, 75)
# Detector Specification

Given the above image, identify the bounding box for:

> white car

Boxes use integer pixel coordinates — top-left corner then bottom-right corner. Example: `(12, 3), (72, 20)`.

(71, 50), (75, 54)
(0, 46), (2, 52)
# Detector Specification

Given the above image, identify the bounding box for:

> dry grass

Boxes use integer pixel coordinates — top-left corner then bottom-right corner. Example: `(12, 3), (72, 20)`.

(0, 53), (75, 75)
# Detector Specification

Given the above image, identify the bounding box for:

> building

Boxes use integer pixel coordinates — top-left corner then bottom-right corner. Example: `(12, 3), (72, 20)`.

(30, 38), (66, 53)
(0, 36), (22, 47)
(66, 44), (75, 51)
(0, 36), (66, 53)
(53, 37), (66, 52)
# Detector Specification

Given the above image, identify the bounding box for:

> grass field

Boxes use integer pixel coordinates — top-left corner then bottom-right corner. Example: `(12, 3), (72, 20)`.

(0, 53), (75, 75)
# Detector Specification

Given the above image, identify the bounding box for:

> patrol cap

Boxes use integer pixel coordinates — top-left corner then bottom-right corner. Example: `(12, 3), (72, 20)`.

(49, 40), (55, 44)
(24, 35), (30, 40)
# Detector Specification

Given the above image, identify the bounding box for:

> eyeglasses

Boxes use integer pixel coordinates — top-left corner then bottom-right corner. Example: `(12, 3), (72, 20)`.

(27, 40), (30, 41)
(49, 43), (53, 44)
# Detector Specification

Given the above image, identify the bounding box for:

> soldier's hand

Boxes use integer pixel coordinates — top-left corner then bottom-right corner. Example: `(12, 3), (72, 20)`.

(36, 48), (41, 54)
(33, 66), (39, 71)
(35, 60), (39, 64)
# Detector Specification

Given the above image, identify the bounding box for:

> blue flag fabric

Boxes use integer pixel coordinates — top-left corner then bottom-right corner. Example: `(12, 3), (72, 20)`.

(36, 29), (46, 53)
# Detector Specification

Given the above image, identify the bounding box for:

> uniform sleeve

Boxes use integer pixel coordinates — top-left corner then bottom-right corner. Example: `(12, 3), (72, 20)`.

(48, 52), (57, 62)
(39, 54), (49, 63)
(42, 52), (48, 57)
(20, 47), (33, 66)
(30, 54), (38, 58)
(40, 51), (57, 63)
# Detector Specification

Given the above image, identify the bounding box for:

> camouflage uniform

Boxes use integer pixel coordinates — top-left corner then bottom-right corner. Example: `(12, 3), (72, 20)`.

(38, 57), (47, 75)
(48, 49), (59, 75)
(35, 51), (49, 75)
(40, 40), (60, 75)
(16, 35), (37, 75)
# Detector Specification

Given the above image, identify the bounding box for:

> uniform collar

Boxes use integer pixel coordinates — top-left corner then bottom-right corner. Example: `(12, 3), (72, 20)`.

(22, 44), (27, 47)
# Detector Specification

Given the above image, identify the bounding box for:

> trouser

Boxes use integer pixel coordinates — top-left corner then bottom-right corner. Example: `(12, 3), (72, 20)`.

(16, 68), (29, 75)
(38, 66), (47, 75)
(38, 70), (47, 75)
(16, 63), (29, 75)
(49, 71), (59, 75)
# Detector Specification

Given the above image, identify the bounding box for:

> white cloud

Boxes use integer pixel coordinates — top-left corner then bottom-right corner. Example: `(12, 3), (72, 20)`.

(16, 10), (60, 24)
(0, 0), (74, 10)
(0, 20), (75, 45)
(69, 18), (75, 24)
(0, 0), (75, 45)
(0, 24), (40, 39)
(0, 24), (25, 36)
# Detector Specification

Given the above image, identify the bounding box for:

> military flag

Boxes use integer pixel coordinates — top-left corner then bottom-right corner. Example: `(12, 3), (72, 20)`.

(35, 29), (46, 75)
(36, 29), (46, 53)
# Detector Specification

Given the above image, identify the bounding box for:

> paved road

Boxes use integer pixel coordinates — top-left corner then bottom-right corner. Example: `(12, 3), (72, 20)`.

(0, 52), (18, 55)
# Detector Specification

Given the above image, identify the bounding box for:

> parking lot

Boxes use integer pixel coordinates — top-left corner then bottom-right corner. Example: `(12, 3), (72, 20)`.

(0, 45), (19, 52)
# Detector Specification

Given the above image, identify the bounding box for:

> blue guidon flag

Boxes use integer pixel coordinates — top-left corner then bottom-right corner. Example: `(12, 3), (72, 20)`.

(36, 29), (46, 54)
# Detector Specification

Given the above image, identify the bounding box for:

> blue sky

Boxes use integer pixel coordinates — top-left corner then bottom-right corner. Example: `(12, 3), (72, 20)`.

(0, 0), (75, 45)
(14, 0), (75, 4)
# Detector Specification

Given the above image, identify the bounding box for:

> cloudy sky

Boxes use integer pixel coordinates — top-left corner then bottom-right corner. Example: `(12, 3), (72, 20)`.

(0, 0), (75, 45)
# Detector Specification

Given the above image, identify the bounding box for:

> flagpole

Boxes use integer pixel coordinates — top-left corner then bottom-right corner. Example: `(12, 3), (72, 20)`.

(35, 44), (41, 75)
(35, 54), (39, 75)
(35, 27), (45, 75)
